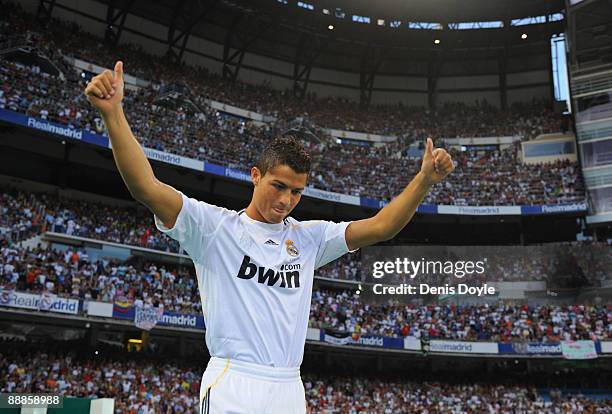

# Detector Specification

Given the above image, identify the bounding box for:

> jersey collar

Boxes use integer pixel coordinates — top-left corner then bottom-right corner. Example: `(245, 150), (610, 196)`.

(238, 209), (285, 232)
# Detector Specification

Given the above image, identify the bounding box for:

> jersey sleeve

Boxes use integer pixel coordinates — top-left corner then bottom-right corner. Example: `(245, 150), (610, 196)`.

(153, 191), (231, 263)
(314, 221), (358, 270)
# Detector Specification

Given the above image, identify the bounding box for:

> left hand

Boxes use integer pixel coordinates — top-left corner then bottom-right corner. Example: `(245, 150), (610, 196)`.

(420, 137), (455, 186)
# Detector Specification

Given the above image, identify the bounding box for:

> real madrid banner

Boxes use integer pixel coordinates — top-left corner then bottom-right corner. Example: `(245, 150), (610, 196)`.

(320, 329), (401, 348)
(0, 289), (78, 315)
(38, 291), (79, 315)
(38, 291), (58, 311)
(500, 342), (562, 355)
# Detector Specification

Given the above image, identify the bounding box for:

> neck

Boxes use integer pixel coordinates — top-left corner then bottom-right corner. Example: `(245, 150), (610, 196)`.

(244, 203), (272, 223)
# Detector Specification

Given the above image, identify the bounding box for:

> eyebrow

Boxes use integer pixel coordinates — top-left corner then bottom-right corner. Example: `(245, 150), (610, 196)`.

(271, 180), (304, 191)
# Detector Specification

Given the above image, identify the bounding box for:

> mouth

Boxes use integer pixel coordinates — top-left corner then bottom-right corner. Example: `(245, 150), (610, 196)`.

(272, 207), (286, 215)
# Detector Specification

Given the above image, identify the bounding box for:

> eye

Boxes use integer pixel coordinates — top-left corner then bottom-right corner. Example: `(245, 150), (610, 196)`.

(292, 190), (302, 195)
(273, 183), (284, 190)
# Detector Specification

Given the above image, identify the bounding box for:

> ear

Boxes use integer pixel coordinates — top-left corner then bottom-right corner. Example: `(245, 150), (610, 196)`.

(251, 166), (261, 186)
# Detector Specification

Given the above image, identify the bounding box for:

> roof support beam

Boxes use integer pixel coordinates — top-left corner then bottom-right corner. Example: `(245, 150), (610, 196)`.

(36, 0), (56, 27)
(427, 50), (444, 109)
(293, 33), (331, 99)
(360, 45), (387, 107)
(166, 0), (219, 65)
(223, 14), (274, 83)
(104, 0), (135, 46)
(499, 18), (510, 110)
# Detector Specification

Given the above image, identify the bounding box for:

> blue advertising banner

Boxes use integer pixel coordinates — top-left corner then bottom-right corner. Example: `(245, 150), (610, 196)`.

(319, 329), (403, 349)
(157, 311), (205, 329)
(361, 197), (438, 214)
(111, 301), (204, 330)
(382, 336), (405, 349)
(0, 108), (108, 147)
(521, 203), (588, 215)
(417, 204), (438, 215)
(521, 205), (543, 215)
(359, 197), (381, 210)
(499, 342), (563, 355)
(204, 162), (227, 176)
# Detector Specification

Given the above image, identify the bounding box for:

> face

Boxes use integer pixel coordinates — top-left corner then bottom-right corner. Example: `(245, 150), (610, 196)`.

(251, 164), (308, 223)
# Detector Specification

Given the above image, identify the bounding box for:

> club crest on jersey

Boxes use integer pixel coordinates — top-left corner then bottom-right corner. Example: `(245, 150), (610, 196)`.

(285, 240), (299, 257)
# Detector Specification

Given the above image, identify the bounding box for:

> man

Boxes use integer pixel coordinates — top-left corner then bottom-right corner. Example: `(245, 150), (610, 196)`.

(85, 61), (454, 414)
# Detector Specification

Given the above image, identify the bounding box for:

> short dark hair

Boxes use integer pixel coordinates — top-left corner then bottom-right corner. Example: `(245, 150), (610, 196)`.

(256, 135), (311, 176)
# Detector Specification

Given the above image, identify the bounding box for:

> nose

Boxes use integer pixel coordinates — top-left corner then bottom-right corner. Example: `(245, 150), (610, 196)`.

(278, 191), (291, 208)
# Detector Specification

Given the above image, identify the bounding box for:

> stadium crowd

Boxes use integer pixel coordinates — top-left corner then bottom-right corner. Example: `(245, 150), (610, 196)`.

(0, 1), (569, 137)
(1, 343), (610, 414)
(0, 187), (180, 252)
(0, 243), (199, 314)
(0, 4), (609, 414)
(0, 3), (585, 206)
(2, 184), (609, 287)
(0, 344), (200, 413)
(304, 375), (612, 414)
(1, 239), (610, 342)
(309, 290), (611, 342)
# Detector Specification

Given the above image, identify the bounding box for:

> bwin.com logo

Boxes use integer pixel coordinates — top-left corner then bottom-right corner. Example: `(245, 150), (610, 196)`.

(236, 255), (300, 288)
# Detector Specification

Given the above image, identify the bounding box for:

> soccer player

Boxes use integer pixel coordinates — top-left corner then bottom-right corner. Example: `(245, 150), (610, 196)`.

(85, 61), (454, 414)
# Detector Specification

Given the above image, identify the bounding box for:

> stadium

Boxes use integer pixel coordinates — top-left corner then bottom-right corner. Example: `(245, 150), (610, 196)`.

(0, 0), (611, 412)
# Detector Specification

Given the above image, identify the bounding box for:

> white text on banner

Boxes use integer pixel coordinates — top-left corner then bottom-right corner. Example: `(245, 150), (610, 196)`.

(429, 340), (499, 354)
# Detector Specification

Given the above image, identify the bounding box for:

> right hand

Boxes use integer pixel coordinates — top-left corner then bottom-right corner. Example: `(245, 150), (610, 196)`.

(84, 60), (124, 114)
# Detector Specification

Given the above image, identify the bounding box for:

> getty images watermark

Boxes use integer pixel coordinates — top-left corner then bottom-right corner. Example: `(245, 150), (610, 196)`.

(359, 246), (497, 304)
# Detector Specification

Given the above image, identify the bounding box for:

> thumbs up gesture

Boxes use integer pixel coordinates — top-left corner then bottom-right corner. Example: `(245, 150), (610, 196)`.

(420, 137), (455, 186)
(84, 60), (125, 114)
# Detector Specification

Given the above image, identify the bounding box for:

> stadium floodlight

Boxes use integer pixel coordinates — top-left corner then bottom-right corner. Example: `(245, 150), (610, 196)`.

(328, 24), (334, 30)
(521, 33), (528, 39)
(352, 15), (370, 24)
(297, 1), (314, 11)
(434, 39), (441, 44)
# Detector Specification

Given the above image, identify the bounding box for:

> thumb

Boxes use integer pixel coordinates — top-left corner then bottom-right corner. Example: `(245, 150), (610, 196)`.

(425, 137), (434, 160)
(113, 60), (123, 82)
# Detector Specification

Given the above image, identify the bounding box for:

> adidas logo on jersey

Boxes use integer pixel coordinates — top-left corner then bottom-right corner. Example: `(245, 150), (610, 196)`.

(264, 239), (279, 246)
(237, 255), (300, 289)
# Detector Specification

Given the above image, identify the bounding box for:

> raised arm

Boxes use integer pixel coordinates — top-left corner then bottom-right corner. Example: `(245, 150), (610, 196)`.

(345, 138), (454, 250)
(84, 61), (182, 228)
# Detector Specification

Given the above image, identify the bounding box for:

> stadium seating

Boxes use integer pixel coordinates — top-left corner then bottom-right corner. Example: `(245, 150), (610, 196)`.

(1, 240), (609, 342)
(0, 3), (585, 206)
(1, 342), (609, 413)
(0, 187), (180, 252)
(0, 3), (608, 414)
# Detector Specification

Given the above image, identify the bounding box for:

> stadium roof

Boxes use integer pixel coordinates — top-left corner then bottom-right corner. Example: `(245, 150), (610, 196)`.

(248, 0), (565, 27)
(112, 0), (565, 45)
(82, 0), (565, 72)
(45, 0), (566, 95)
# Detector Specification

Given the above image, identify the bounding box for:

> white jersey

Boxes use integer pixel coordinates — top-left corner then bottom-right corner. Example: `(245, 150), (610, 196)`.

(154, 191), (354, 368)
